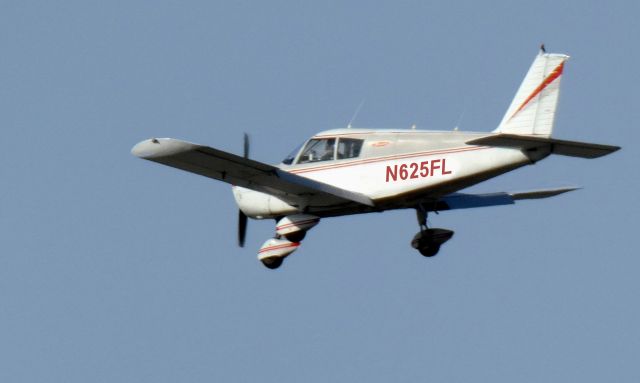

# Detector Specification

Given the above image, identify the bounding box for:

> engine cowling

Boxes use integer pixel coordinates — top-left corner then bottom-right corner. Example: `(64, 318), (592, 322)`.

(275, 214), (320, 242)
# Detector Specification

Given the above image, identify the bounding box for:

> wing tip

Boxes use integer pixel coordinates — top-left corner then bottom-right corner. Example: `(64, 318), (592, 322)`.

(131, 138), (197, 159)
(510, 186), (580, 200)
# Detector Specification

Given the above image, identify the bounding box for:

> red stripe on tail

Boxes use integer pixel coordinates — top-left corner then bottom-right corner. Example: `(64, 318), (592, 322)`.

(509, 61), (564, 121)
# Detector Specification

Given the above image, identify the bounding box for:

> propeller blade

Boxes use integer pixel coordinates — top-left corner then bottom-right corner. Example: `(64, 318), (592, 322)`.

(237, 133), (250, 247)
(238, 209), (248, 247)
(243, 133), (250, 158)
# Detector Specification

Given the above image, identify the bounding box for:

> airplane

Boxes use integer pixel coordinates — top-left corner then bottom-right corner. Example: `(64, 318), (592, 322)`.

(132, 48), (619, 269)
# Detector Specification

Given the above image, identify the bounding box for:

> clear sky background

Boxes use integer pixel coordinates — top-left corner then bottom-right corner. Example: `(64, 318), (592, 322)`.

(1, 1), (638, 381)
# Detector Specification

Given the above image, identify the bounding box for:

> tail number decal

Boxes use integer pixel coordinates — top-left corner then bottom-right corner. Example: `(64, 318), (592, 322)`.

(385, 159), (452, 182)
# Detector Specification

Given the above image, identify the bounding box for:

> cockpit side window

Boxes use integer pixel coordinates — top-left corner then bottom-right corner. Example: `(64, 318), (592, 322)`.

(297, 138), (336, 164)
(337, 138), (364, 159)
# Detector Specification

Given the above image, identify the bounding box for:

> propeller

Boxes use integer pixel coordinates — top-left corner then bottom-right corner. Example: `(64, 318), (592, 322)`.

(238, 133), (250, 247)
(238, 209), (247, 247)
(243, 132), (250, 158)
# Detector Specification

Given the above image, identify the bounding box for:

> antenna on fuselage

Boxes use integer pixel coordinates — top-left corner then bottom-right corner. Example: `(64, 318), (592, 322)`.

(453, 105), (466, 131)
(347, 99), (365, 129)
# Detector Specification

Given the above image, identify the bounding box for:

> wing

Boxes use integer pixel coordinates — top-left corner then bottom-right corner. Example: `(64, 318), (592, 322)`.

(131, 138), (374, 208)
(431, 186), (579, 211)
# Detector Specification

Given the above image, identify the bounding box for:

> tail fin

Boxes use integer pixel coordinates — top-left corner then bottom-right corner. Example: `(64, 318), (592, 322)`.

(494, 50), (570, 136)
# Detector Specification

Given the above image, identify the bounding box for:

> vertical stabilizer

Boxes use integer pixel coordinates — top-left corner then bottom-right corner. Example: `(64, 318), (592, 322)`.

(494, 51), (569, 136)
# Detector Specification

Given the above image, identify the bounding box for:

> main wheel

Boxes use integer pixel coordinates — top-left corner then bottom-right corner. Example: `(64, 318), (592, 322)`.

(261, 256), (284, 269)
(418, 245), (440, 257)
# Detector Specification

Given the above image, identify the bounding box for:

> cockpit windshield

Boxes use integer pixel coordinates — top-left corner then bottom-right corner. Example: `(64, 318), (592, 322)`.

(282, 142), (304, 165)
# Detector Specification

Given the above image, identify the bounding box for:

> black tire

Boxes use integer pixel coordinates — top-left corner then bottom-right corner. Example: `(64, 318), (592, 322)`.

(261, 257), (284, 269)
(284, 231), (306, 243)
(418, 245), (440, 257)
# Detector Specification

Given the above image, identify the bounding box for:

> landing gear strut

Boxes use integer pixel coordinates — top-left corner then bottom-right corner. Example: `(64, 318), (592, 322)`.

(411, 205), (454, 257)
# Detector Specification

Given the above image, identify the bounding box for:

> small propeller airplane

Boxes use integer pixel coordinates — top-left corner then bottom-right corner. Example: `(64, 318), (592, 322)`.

(132, 48), (619, 269)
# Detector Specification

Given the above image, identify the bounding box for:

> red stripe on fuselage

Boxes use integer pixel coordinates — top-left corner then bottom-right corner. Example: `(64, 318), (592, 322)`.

(288, 146), (488, 175)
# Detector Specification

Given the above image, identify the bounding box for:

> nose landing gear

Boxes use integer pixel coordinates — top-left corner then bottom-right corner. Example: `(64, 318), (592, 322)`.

(258, 237), (300, 269)
(260, 256), (284, 269)
(411, 206), (454, 257)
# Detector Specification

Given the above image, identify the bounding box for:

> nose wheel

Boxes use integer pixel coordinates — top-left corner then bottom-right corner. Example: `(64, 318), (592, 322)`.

(258, 237), (300, 270)
(260, 256), (284, 269)
(411, 206), (454, 257)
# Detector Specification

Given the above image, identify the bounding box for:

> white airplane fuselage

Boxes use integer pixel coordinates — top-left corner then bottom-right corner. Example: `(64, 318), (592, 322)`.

(132, 49), (619, 269)
(233, 129), (546, 219)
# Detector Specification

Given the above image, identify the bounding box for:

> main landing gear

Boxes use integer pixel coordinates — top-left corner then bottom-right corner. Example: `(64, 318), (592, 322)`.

(411, 206), (454, 257)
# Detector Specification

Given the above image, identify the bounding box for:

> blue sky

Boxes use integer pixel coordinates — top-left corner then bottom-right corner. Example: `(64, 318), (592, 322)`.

(1, 1), (638, 381)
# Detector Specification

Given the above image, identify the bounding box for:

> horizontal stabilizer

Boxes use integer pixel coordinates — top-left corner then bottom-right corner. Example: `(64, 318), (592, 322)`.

(436, 186), (578, 211)
(466, 134), (620, 159)
(132, 138), (374, 208)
